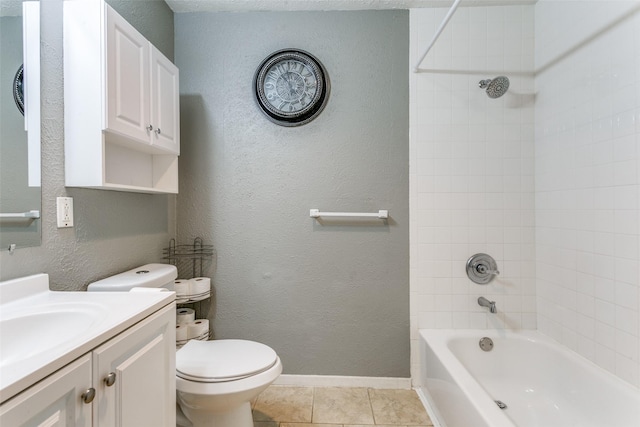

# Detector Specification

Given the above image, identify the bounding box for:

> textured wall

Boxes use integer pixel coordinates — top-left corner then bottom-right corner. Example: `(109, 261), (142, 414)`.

(535, 0), (640, 387)
(410, 5), (536, 383)
(175, 10), (410, 377)
(0, 0), (176, 289)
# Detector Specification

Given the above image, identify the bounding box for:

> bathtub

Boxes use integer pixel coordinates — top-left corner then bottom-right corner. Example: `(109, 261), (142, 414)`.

(418, 329), (640, 427)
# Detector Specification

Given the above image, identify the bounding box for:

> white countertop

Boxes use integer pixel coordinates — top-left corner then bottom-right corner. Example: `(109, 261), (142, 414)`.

(0, 273), (175, 404)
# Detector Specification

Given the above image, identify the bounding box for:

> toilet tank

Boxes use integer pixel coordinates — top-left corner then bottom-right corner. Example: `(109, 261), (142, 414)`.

(87, 263), (177, 292)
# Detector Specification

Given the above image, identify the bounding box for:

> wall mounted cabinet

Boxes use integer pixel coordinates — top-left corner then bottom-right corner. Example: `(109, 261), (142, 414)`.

(64, 0), (179, 193)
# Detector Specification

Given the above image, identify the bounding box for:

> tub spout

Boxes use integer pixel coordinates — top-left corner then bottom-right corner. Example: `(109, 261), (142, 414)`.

(478, 296), (496, 313)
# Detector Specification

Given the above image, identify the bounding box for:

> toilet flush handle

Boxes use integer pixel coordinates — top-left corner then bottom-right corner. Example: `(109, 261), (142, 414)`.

(104, 372), (116, 387)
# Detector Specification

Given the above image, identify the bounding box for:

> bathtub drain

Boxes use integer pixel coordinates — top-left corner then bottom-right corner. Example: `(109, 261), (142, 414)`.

(495, 400), (508, 410)
(479, 337), (494, 351)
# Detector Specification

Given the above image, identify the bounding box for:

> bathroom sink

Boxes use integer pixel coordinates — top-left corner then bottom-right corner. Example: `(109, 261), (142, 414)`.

(0, 273), (174, 404)
(0, 303), (106, 369)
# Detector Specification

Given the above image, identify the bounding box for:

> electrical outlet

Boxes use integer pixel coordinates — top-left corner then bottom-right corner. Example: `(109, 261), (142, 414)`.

(56, 197), (74, 228)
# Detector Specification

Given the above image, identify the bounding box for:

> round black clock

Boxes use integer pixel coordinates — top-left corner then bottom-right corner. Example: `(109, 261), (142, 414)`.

(254, 49), (330, 127)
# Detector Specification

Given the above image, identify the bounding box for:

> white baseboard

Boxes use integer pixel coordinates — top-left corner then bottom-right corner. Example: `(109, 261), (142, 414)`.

(273, 374), (412, 389)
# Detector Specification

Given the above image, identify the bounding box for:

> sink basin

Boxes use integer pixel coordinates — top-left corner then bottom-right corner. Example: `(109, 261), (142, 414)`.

(0, 273), (174, 404)
(0, 303), (107, 369)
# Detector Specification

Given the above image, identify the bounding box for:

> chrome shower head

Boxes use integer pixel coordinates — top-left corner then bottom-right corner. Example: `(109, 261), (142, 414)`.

(479, 76), (510, 98)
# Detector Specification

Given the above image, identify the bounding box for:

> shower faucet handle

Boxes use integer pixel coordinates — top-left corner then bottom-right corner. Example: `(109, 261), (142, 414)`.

(466, 253), (499, 284)
(475, 263), (499, 276)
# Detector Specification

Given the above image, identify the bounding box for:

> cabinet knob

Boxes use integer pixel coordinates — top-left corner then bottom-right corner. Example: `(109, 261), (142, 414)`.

(147, 124), (154, 131)
(154, 128), (161, 135)
(104, 372), (117, 387)
(81, 387), (96, 404)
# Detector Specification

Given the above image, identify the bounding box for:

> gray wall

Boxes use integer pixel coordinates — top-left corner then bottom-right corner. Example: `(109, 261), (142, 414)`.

(0, 0), (176, 289)
(175, 11), (410, 377)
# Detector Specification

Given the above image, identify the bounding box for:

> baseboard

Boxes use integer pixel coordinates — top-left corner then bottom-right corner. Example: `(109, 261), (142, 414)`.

(273, 374), (412, 389)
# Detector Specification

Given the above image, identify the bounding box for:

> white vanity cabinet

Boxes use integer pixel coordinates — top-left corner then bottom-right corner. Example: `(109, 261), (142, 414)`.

(93, 303), (175, 427)
(64, 0), (179, 194)
(0, 355), (92, 427)
(0, 304), (175, 427)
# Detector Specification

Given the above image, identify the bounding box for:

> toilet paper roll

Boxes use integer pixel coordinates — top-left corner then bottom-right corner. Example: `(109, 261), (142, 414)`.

(188, 277), (211, 297)
(187, 319), (209, 340)
(174, 280), (189, 297)
(175, 324), (188, 342)
(176, 308), (195, 324)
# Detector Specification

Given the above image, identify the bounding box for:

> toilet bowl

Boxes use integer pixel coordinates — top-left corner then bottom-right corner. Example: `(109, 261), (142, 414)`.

(176, 339), (282, 427)
(88, 264), (282, 427)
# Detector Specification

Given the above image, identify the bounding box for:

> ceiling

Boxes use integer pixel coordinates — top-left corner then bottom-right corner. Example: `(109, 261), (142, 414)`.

(0, 0), (537, 18)
(164, 0), (536, 13)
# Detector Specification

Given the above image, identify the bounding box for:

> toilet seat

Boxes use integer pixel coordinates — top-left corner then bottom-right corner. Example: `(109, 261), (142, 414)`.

(176, 339), (278, 383)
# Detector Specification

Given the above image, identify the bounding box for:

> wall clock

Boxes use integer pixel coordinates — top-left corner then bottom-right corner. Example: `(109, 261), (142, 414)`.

(254, 49), (330, 127)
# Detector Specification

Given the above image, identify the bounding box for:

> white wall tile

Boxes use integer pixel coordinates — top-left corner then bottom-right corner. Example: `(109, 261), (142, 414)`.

(412, 0), (640, 388)
(535, 1), (640, 386)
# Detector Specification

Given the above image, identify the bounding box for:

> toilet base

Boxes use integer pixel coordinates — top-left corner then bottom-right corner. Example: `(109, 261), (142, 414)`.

(180, 401), (253, 427)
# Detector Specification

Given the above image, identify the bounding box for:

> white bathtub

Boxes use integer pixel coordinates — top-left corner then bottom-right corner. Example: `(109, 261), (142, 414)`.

(418, 329), (640, 427)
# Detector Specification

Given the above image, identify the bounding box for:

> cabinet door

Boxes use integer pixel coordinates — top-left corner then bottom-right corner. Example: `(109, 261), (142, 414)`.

(105, 4), (151, 145)
(93, 304), (175, 427)
(150, 47), (180, 154)
(0, 355), (92, 427)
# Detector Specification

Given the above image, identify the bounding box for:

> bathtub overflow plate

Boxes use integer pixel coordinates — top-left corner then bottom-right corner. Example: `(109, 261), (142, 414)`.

(479, 337), (494, 351)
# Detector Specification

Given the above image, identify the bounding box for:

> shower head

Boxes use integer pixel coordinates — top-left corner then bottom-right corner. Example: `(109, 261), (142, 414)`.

(479, 76), (510, 98)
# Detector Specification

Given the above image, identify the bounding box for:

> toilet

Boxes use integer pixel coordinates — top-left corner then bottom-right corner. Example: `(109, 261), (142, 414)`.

(88, 264), (282, 427)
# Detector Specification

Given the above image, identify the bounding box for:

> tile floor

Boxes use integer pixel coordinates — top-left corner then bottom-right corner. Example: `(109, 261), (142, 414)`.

(251, 385), (433, 426)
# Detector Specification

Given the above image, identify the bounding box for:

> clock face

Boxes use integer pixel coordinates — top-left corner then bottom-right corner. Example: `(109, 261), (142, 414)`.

(254, 50), (330, 127)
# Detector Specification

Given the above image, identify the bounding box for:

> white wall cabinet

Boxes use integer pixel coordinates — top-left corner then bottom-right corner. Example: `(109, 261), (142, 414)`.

(0, 305), (175, 427)
(64, 0), (179, 194)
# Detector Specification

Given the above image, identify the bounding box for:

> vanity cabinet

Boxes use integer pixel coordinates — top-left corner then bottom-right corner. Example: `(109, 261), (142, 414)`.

(64, 0), (179, 194)
(93, 303), (175, 426)
(0, 304), (175, 427)
(0, 355), (92, 427)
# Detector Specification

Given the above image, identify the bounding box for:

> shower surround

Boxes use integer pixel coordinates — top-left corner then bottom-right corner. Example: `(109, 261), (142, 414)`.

(410, 4), (536, 382)
(411, 1), (640, 388)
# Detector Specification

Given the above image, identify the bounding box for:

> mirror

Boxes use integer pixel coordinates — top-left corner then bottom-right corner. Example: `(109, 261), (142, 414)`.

(0, 0), (41, 251)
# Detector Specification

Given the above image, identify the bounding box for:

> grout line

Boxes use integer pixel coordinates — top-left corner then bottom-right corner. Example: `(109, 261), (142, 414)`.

(310, 386), (315, 424)
(367, 387), (378, 425)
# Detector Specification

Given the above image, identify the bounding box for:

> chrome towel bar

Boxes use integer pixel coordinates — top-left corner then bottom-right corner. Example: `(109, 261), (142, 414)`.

(309, 209), (389, 219)
(0, 210), (40, 219)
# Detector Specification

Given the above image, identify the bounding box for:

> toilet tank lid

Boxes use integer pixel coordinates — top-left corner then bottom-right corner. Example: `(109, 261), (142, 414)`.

(87, 263), (177, 292)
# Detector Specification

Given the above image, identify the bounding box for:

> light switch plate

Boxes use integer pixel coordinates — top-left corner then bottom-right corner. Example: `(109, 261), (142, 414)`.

(56, 197), (74, 228)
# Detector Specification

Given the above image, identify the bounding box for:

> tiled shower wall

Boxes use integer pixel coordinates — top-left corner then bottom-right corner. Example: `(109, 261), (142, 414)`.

(409, 5), (536, 382)
(535, 1), (640, 387)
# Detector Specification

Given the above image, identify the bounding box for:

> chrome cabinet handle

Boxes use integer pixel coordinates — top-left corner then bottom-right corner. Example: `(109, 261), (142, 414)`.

(104, 372), (116, 387)
(146, 124), (154, 131)
(81, 388), (96, 404)
(154, 128), (161, 135)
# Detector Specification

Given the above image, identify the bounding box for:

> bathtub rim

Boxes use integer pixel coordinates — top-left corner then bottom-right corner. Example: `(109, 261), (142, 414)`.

(419, 329), (515, 427)
(418, 328), (640, 427)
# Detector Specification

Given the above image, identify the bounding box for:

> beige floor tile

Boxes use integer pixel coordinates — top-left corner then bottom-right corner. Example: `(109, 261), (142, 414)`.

(253, 385), (314, 423)
(368, 389), (432, 425)
(312, 387), (375, 425)
(281, 424), (340, 427)
(253, 422), (278, 427)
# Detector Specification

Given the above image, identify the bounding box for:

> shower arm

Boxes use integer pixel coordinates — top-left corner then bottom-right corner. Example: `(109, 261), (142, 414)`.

(412, 0), (463, 73)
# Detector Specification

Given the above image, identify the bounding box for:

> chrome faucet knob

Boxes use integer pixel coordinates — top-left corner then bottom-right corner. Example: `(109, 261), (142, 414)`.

(467, 253), (499, 284)
(475, 263), (499, 276)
